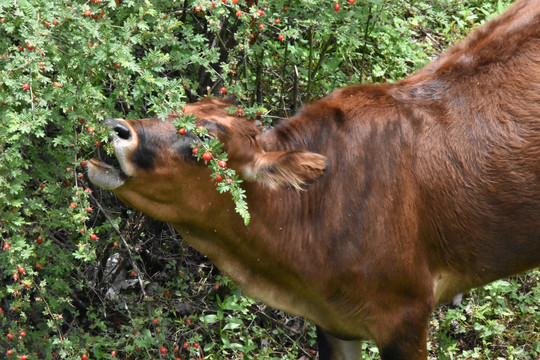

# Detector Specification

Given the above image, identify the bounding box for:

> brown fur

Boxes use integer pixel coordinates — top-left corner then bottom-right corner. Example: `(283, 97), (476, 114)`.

(88, 1), (540, 359)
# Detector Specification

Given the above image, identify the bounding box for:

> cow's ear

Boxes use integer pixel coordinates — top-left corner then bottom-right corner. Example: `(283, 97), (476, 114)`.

(244, 150), (328, 190)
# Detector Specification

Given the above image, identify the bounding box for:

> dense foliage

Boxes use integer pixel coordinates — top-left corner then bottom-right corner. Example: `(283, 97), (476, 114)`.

(0, 0), (538, 359)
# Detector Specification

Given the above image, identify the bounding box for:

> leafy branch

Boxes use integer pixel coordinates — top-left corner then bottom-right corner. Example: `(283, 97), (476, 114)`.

(172, 112), (250, 226)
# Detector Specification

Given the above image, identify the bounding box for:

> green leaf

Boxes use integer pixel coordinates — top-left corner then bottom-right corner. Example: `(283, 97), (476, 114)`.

(223, 317), (243, 331)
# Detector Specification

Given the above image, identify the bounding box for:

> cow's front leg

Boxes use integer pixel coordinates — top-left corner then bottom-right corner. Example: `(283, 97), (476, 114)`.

(317, 327), (364, 360)
(372, 301), (432, 360)
(316, 318), (429, 360)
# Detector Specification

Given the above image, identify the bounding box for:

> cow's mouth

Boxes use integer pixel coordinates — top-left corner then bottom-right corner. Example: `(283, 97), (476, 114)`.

(87, 146), (128, 190)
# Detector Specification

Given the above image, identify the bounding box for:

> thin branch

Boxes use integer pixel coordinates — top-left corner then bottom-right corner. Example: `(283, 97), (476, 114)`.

(307, 21), (314, 97)
(123, 3), (151, 46)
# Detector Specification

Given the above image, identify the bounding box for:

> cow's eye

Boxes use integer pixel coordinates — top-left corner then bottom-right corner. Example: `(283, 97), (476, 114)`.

(200, 134), (213, 142)
(199, 120), (226, 138)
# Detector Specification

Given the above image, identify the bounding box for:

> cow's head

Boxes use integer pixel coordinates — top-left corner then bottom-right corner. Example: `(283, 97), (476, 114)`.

(87, 97), (327, 223)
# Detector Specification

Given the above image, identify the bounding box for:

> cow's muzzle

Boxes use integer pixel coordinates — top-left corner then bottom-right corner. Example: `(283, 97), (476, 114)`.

(87, 118), (137, 190)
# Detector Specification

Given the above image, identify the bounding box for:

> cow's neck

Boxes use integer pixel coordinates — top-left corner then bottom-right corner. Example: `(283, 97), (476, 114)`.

(169, 182), (336, 326)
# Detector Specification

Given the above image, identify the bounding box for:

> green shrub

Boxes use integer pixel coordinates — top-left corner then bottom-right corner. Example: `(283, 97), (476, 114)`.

(1, 0), (536, 359)
(432, 271), (540, 360)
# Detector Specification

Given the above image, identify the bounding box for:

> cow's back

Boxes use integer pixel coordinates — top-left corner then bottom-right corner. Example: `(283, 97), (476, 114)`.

(390, 0), (540, 301)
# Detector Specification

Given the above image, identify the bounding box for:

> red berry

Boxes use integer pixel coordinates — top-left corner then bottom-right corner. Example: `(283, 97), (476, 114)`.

(257, 9), (264, 16)
(178, 128), (185, 135)
(202, 152), (212, 161)
(19, 267), (25, 274)
(84, 10), (92, 16)
(80, 160), (88, 167)
(114, 62), (121, 69)
(81, 355), (88, 360)
(160, 347), (167, 354)
(219, 87), (227, 94)
(237, 108), (243, 115)
(232, 0), (238, 3)
(22, 83), (30, 91)
(259, 24), (264, 30)
(130, 271), (136, 277)
(113, 242), (118, 247)
(20, 331), (26, 337)
(218, 160), (227, 168)
(236, 10), (242, 17)
(70, 202), (77, 209)
(195, 6), (201, 12)
(7, 350), (12, 356)
(86, 206), (92, 212)
(278, 34), (284, 41)
(183, 342), (189, 349)
(192, 147), (199, 155)
(111, 351), (116, 357)
(211, 2), (216, 7)
(256, 110), (262, 116)
(4, 244), (10, 250)
(186, 318), (192, 324)
(52, 19), (58, 25)
(87, 126), (94, 133)
(20, 356), (28, 360)
(334, 3), (340, 11)
(90, 234), (98, 240)
(36, 236), (43, 244)
(7, 333), (13, 340)
(194, 343), (199, 349)
(348, 0), (355, 3)
(213, 174), (222, 182)
(153, 318), (159, 324)
(275, 19), (280, 24)
(36, 264), (42, 270)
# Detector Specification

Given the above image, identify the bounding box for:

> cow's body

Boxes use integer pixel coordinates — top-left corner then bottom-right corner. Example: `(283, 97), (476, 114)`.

(88, 1), (540, 359)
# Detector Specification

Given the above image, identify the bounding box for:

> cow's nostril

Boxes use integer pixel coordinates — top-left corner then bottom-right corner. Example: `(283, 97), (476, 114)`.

(114, 124), (131, 140)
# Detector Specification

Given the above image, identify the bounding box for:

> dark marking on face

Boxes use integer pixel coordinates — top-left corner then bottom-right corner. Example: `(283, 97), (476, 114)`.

(131, 126), (157, 170)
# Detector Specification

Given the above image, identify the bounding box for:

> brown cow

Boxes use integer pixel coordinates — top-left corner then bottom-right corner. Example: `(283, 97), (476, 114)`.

(88, 0), (540, 359)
